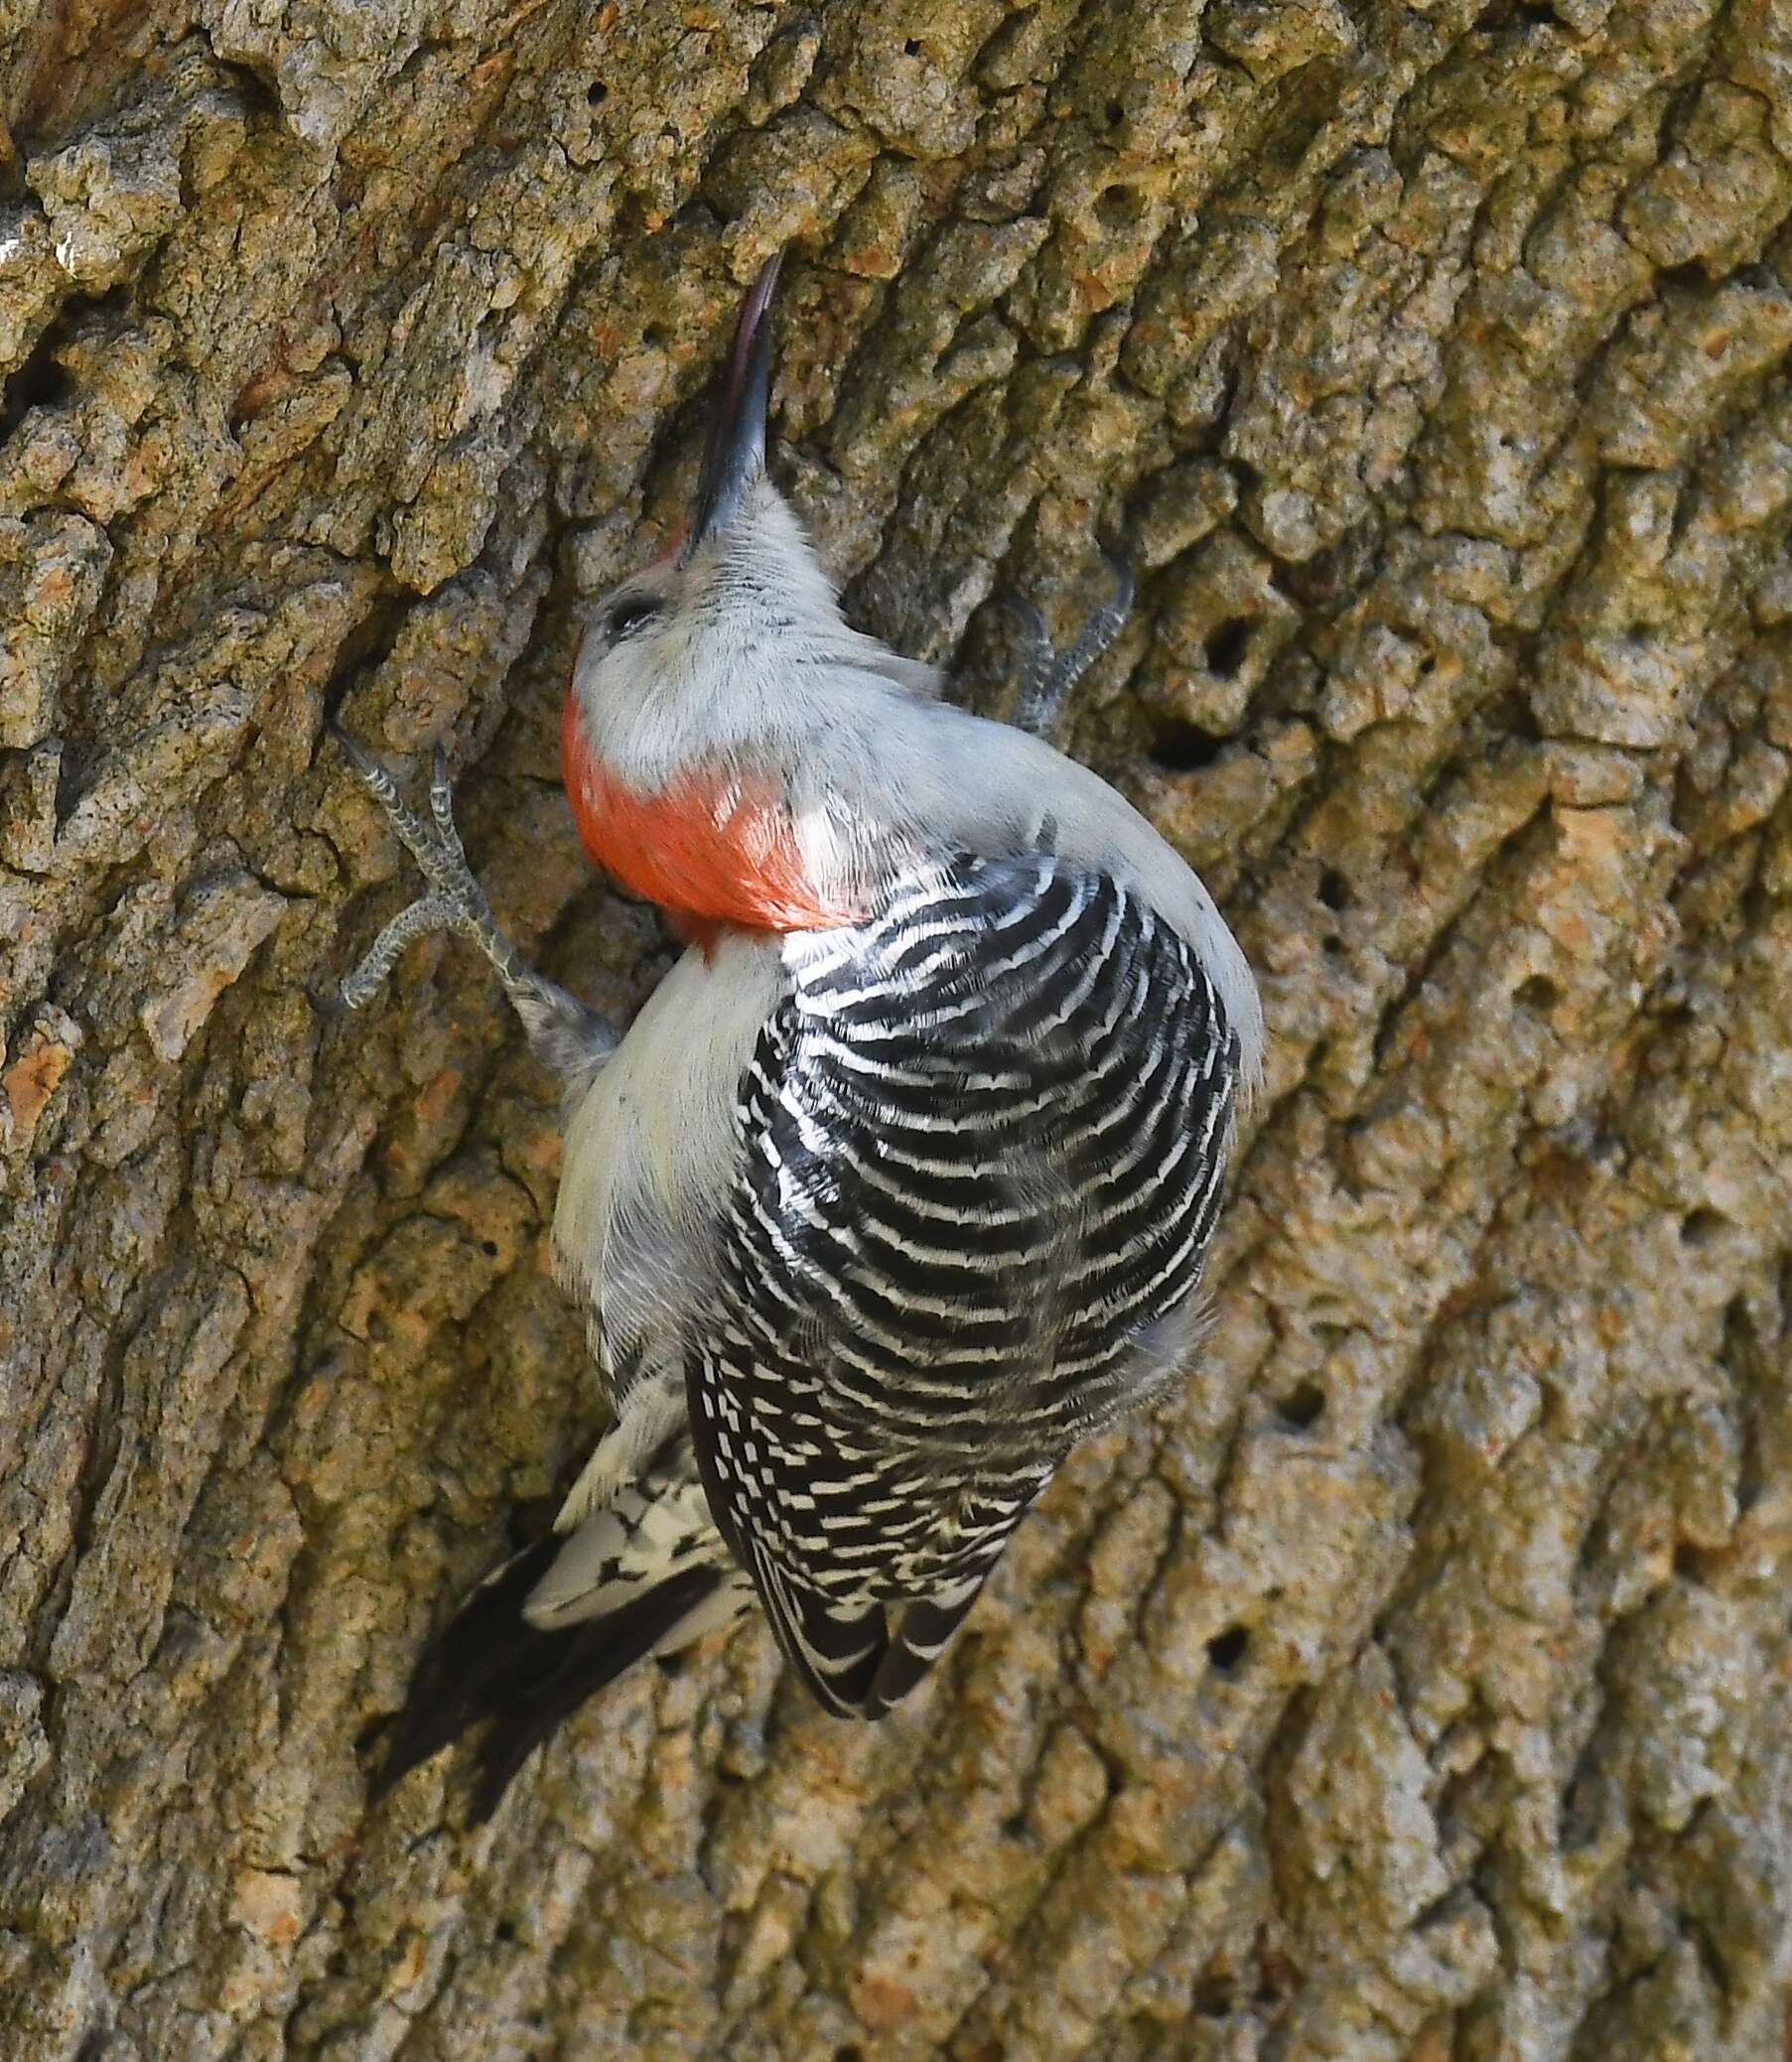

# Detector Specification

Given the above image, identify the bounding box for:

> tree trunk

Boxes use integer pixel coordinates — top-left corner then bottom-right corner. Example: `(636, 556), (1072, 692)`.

(4, 3), (1791, 2057)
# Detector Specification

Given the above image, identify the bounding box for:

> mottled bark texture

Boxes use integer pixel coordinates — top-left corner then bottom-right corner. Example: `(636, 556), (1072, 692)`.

(2, 1), (1791, 2057)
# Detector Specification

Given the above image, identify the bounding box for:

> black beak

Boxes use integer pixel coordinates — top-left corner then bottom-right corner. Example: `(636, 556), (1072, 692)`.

(686, 250), (783, 554)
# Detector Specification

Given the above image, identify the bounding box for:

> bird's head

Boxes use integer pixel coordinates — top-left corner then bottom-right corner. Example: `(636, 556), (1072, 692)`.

(561, 252), (915, 938)
(567, 251), (855, 793)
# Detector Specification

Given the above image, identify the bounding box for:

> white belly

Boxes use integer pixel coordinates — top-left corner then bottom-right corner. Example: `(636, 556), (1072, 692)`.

(553, 929), (786, 1407)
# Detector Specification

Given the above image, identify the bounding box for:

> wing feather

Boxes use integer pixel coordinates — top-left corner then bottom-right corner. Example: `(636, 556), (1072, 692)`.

(687, 850), (1237, 1715)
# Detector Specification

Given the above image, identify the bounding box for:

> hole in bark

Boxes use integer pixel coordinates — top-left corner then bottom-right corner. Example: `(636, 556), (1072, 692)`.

(0, 344), (74, 442)
(1680, 1208), (1725, 1248)
(1514, 975), (1560, 1011)
(1095, 183), (1147, 233)
(494, 1919), (516, 1943)
(1148, 718), (1226, 772)
(1206, 1624), (1249, 1673)
(481, 1240), (498, 1257)
(0, 286), (126, 441)
(1657, 259), (1710, 295)
(1474, 0), (1556, 27)
(837, 2048), (866, 2062)
(1193, 1973), (1233, 2015)
(1105, 98), (1125, 127)
(587, 78), (608, 105)
(1723, 1297), (1763, 1516)
(209, 55), (282, 124)
(902, 36), (920, 54)
(1489, 690), (1542, 744)
(55, 743), (89, 823)
(1673, 1541), (1706, 1583)
(322, 593), (415, 724)
(1321, 932), (1344, 957)
(1203, 617), (1253, 678)
(1279, 1382), (1325, 1429)
(1317, 867), (1349, 911)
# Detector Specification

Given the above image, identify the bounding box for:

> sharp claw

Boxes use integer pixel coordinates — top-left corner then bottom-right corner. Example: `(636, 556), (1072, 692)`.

(1002, 595), (1050, 646)
(1099, 549), (1136, 619)
(1007, 553), (1138, 739)
(329, 719), (382, 782)
(308, 981), (353, 1019)
(429, 746), (456, 836)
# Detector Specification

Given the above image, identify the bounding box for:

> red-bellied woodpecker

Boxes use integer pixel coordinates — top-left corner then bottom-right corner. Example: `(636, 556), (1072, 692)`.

(330, 252), (1263, 1818)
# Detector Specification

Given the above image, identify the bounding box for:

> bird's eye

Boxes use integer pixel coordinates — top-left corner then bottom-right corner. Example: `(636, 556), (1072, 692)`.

(609, 595), (662, 641)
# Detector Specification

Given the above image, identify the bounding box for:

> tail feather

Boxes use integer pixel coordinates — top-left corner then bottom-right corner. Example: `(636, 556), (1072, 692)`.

(372, 1546), (729, 1820)
(371, 1433), (746, 1819)
(466, 1563), (720, 1822)
(371, 1536), (562, 1802)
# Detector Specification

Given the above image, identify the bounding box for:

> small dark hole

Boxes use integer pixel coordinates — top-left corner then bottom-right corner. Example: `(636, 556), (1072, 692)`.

(1514, 975), (1560, 1012)
(0, 354), (74, 441)
(1105, 98), (1125, 127)
(1207, 1624), (1249, 1672)
(1657, 259), (1711, 294)
(55, 743), (90, 822)
(0, 288), (130, 441)
(1193, 1973), (1233, 2016)
(482, 1240), (498, 1257)
(1496, 691), (1543, 744)
(1203, 617), (1253, 679)
(1095, 184), (1145, 232)
(587, 78), (608, 105)
(494, 1919), (516, 1944)
(836, 2048), (865, 2062)
(1317, 868), (1349, 911)
(1279, 1382), (1324, 1429)
(1321, 932), (1344, 957)
(1681, 1208), (1724, 1248)
(902, 37), (919, 54)
(1561, 1772), (1601, 1851)
(1673, 1542), (1705, 1582)
(1148, 719), (1226, 773)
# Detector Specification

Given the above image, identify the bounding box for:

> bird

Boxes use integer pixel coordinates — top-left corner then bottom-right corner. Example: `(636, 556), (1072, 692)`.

(325, 249), (1264, 1822)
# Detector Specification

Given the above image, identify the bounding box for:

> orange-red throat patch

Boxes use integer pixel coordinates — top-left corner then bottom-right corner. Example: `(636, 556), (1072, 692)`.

(562, 693), (856, 937)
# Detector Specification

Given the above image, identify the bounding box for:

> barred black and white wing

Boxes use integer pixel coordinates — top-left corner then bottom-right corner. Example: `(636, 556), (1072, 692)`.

(687, 849), (1238, 1718)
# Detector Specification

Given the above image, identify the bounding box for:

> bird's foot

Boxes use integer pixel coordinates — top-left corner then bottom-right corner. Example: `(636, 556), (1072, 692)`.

(324, 726), (515, 1011)
(1008, 553), (1136, 740)
(321, 725), (616, 1087)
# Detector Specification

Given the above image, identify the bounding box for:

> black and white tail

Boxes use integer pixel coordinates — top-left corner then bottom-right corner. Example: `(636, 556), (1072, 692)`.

(372, 1435), (749, 1820)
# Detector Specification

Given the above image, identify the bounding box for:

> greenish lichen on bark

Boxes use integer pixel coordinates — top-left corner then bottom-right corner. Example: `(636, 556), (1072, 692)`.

(2, 2), (1791, 2058)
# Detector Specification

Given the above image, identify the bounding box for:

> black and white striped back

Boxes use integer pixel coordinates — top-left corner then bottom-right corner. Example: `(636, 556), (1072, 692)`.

(687, 849), (1238, 1716)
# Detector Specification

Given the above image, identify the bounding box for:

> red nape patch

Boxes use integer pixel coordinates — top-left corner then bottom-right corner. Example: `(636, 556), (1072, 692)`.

(562, 695), (857, 936)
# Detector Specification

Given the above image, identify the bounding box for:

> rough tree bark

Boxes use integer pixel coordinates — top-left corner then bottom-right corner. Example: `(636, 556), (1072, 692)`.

(2, 2), (1791, 2058)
